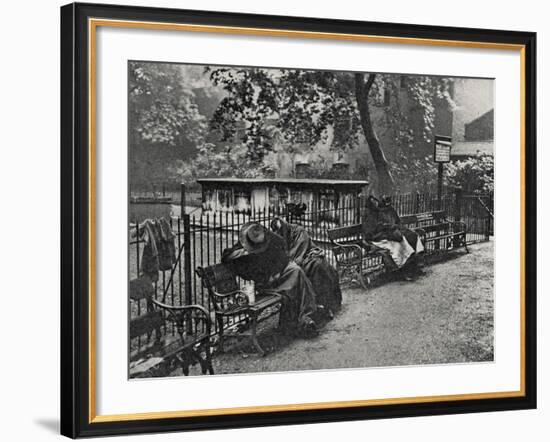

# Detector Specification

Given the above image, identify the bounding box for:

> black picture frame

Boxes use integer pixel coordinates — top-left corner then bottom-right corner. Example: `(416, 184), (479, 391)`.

(61, 2), (537, 438)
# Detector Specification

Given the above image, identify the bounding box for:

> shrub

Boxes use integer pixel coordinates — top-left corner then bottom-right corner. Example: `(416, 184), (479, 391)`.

(446, 155), (494, 193)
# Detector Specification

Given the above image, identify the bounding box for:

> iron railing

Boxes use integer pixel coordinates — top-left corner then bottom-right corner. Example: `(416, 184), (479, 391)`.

(129, 188), (494, 346)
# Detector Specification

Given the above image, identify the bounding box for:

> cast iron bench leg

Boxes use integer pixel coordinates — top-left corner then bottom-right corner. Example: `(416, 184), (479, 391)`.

(356, 263), (368, 289)
(216, 315), (225, 352)
(205, 346), (214, 374)
(463, 233), (470, 253)
(250, 313), (265, 356)
(195, 345), (214, 375)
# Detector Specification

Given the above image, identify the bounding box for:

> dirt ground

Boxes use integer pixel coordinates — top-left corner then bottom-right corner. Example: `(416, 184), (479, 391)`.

(181, 241), (494, 376)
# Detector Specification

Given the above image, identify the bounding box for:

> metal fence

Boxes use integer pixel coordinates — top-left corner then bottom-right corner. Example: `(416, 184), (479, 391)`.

(129, 188), (494, 343)
(460, 193), (494, 241)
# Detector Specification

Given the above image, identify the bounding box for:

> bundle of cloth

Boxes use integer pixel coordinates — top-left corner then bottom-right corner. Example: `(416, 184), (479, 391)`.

(221, 222), (319, 338)
(139, 218), (177, 282)
(361, 195), (424, 270)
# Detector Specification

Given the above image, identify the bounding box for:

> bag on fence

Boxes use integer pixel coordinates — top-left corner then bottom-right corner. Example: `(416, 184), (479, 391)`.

(141, 221), (160, 282)
(158, 218), (176, 271)
(140, 218), (176, 279)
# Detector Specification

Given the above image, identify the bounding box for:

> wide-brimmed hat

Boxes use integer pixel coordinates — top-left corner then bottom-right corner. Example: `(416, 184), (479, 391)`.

(239, 222), (271, 254)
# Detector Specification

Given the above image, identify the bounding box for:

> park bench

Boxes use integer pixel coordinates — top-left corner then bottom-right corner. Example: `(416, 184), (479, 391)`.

(196, 264), (282, 356)
(327, 210), (468, 287)
(400, 210), (468, 254)
(327, 224), (384, 289)
(129, 276), (214, 377)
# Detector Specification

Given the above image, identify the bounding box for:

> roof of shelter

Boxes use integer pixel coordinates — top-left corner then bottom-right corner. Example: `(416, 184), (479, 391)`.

(197, 178), (369, 188)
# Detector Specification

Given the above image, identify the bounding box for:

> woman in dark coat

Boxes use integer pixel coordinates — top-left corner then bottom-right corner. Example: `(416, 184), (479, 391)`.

(362, 195), (424, 270)
(270, 217), (342, 315)
(222, 222), (319, 337)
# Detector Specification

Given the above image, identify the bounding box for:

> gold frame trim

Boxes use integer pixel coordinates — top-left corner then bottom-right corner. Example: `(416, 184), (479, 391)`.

(88, 18), (527, 424)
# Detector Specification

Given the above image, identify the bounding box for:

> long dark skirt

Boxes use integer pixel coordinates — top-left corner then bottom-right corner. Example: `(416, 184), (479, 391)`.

(265, 261), (318, 332)
(301, 254), (342, 313)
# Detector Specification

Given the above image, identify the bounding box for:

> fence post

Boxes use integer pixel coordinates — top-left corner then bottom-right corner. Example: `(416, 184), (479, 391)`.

(183, 214), (192, 305)
(453, 187), (462, 222)
(180, 183), (186, 218)
(183, 213), (193, 333)
(453, 187), (463, 248)
(484, 195), (491, 241)
(180, 183), (193, 332)
(437, 163), (444, 210)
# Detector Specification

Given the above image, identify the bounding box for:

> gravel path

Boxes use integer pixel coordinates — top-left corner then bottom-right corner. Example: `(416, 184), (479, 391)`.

(183, 241), (494, 376)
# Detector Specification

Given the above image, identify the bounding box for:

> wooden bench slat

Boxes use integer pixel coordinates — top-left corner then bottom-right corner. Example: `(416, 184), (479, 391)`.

(327, 224), (362, 240)
(216, 304), (249, 316)
(426, 232), (466, 241)
(401, 210), (447, 225)
(249, 294), (282, 312)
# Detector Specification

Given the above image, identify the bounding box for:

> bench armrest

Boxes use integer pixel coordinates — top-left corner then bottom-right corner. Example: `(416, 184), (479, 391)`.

(151, 299), (212, 336)
(152, 299), (209, 316)
(332, 238), (364, 250)
(210, 289), (245, 299)
(202, 288), (250, 314)
(332, 243), (364, 263)
(212, 289), (249, 308)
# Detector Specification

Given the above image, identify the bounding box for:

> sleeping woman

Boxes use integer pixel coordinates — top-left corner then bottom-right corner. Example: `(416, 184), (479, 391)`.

(270, 217), (342, 316)
(362, 195), (424, 272)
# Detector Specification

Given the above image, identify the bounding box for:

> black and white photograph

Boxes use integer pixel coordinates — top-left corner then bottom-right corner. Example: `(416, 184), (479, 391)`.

(0, 0), (543, 439)
(128, 61), (495, 378)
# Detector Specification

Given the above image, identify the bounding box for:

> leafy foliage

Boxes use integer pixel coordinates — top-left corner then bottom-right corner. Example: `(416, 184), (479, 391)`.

(389, 155), (439, 193)
(207, 66), (454, 192)
(169, 143), (278, 185)
(388, 154), (494, 194)
(376, 75), (454, 156)
(447, 155), (494, 193)
(208, 68), (363, 156)
(129, 62), (207, 147)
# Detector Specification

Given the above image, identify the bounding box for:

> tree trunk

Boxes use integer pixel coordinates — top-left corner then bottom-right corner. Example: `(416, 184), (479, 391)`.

(354, 73), (395, 194)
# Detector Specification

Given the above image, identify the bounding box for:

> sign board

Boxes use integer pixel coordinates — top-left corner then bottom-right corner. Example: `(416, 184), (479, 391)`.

(434, 135), (452, 163)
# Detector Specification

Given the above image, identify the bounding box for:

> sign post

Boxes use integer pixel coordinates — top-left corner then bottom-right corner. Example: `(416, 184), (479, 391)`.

(433, 135), (452, 209)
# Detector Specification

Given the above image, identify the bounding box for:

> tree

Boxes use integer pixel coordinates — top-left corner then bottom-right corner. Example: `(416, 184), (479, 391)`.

(128, 62), (209, 187)
(129, 62), (207, 147)
(354, 73), (394, 192)
(207, 67), (453, 194)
